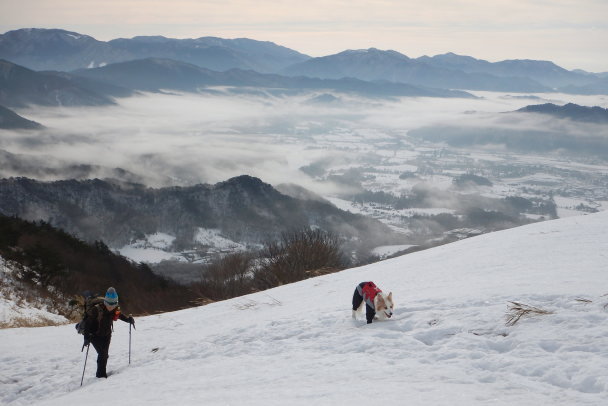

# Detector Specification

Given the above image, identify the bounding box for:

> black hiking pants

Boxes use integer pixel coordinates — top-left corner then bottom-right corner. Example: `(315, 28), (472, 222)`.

(352, 283), (375, 324)
(91, 335), (112, 378)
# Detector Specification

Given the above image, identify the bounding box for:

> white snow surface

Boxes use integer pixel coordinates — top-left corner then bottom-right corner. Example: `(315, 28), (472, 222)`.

(2, 212), (608, 405)
(194, 228), (247, 251)
(117, 232), (181, 263)
(117, 229), (247, 264)
(371, 244), (415, 258)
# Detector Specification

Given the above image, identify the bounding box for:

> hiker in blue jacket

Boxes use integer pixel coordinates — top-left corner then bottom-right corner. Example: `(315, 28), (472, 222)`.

(83, 287), (135, 378)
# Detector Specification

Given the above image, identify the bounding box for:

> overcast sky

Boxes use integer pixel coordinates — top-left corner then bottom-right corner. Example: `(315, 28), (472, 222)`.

(1, 0), (607, 72)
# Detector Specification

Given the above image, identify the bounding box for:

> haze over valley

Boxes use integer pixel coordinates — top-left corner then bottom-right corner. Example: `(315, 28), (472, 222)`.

(1, 28), (608, 281)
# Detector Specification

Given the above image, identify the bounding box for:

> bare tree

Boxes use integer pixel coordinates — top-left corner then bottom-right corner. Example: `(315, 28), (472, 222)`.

(254, 229), (345, 288)
(198, 252), (254, 300)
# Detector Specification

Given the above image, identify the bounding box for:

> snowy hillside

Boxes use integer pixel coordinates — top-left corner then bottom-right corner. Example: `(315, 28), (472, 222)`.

(2, 212), (608, 405)
(0, 258), (69, 328)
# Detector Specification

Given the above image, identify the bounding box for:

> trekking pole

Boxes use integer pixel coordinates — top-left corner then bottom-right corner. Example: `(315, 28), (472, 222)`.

(128, 314), (132, 365)
(80, 343), (90, 386)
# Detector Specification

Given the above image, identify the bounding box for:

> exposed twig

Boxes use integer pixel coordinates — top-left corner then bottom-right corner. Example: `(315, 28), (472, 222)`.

(233, 299), (258, 310)
(233, 294), (282, 310)
(263, 294), (282, 307)
(505, 301), (554, 326)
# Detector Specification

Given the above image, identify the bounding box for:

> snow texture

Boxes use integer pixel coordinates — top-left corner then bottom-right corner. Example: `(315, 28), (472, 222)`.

(371, 244), (415, 258)
(117, 232), (180, 263)
(194, 228), (247, 251)
(117, 229), (247, 264)
(1, 212), (608, 405)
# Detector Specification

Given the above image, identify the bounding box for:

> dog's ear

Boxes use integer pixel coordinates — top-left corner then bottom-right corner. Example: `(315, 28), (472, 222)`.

(387, 292), (393, 301)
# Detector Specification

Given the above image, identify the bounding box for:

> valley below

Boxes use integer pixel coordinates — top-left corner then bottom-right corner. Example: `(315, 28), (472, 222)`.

(2, 89), (608, 282)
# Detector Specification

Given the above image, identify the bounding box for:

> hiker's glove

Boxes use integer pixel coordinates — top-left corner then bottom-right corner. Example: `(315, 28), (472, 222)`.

(83, 335), (91, 346)
(127, 316), (135, 327)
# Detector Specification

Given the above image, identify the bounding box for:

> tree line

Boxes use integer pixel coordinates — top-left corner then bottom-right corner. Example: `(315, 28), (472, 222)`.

(195, 229), (347, 302)
(0, 214), (197, 317)
(0, 214), (349, 317)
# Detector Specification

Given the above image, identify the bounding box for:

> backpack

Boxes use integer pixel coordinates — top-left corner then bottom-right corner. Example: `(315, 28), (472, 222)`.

(71, 293), (105, 335)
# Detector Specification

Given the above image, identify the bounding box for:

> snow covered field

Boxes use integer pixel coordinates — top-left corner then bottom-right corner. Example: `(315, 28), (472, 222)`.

(1, 211), (607, 405)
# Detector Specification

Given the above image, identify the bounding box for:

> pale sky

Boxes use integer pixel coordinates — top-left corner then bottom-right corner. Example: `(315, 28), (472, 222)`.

(1, 0), (607, 72)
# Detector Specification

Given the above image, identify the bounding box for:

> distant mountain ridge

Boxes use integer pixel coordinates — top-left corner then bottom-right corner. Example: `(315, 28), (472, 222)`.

(0, 28), (310, 73)
(516, 103), (608, 124)
(0, 58), (472, 109)
(72, 57), (474, 98)
(281, 48), (553, 92)
(107, 35), (310, 73)
(0, 175), (401, 257)
(1, 28), (604, 94)
(417, 52), (594, 88)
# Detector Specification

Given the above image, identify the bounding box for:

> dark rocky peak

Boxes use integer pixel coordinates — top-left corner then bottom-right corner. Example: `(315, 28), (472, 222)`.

(214, 175), (281, 197)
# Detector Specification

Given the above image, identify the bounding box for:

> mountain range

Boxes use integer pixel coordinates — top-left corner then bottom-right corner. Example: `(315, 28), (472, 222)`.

(281, 49), (608, 93)
(517, 103), (608, 124)
(0, 58), (473, 110)
(0, 28), (309, 73)
(1, 28), (606, 95)
(71, 57), (474, 98)
(281, 48), (553, 92)
(416, 52), (595, 88)
(0, 175), (401, 258)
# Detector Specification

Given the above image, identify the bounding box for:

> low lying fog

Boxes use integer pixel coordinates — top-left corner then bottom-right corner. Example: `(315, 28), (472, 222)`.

(2, 90), (607, 194)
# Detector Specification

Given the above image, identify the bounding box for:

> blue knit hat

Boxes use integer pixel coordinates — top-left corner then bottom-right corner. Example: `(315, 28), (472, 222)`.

(104, 287), (118, 306)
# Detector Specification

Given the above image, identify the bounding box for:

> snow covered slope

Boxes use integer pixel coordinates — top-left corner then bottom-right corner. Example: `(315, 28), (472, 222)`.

(1, 212), (608, 405)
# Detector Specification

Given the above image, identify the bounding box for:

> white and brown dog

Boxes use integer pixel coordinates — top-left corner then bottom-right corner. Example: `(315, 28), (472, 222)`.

(352, 281), (393, 324)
